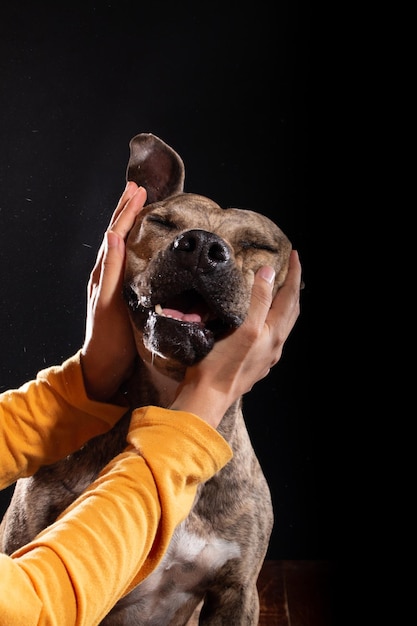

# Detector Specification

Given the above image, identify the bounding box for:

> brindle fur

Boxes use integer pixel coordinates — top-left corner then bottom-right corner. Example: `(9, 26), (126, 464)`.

(0, 133), (292, 625)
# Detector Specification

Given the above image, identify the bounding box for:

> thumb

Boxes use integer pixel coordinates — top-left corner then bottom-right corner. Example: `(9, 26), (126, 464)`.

(244, 266), (275, 328)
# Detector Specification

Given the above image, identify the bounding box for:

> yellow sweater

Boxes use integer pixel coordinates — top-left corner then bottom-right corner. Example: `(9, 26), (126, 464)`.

(0, 352), (232, 626)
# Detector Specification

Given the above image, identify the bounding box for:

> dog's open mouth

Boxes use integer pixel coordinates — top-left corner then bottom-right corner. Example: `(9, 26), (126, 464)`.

(124, 285), (242, 364)
(155, 291), (208, 324)
(154, 289), (220, 326)
(125, 286), (238, 333)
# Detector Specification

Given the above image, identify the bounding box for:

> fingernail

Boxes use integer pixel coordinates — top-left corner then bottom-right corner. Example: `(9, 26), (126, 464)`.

(258, 266), (275, 284)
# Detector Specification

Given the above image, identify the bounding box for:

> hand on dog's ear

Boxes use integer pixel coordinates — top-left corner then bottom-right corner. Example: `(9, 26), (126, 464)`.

(126, 133), (185, 205)
(81, 183), (147, 402)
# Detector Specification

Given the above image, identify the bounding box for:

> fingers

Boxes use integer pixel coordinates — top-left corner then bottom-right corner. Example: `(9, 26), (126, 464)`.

(267, 250), (302, 359)
(96, 230), (126, 308)
(246, 251), (302, 370)
(269, 250), (302, 321)
(88, 183), (147, 296)
(109, 184), (147, 240)
(283, 249), (303, 292)
(107, 181), (141, 228)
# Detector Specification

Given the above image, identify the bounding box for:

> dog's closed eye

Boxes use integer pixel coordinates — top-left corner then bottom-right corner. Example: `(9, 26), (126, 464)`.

(147, 214), (178, 230)
(240, 240), (279, 253)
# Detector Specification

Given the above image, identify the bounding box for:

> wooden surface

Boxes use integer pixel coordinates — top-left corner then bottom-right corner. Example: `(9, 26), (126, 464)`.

(257, 560), (334, 626)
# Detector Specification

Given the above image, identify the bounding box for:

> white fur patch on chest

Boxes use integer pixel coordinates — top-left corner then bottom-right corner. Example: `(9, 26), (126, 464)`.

(163, 524), (241, 573)
(123, 525), (241, 622)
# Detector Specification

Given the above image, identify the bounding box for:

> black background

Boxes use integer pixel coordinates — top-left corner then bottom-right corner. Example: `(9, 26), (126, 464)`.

(0, 2), (323, 560)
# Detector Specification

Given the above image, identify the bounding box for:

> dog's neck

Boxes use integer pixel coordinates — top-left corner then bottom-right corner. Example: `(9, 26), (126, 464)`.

(142, 358), (181, 407)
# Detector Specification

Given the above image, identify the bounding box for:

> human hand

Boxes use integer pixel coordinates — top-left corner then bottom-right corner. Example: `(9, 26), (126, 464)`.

(81, 182), (147, 401)
(170, 250), (302, 428)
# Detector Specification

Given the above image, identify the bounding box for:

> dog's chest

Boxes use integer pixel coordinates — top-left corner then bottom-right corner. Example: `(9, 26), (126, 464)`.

(120, 523), (241, 622)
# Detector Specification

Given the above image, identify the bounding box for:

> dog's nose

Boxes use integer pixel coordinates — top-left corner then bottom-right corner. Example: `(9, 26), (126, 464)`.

(172, 230), (230, 272)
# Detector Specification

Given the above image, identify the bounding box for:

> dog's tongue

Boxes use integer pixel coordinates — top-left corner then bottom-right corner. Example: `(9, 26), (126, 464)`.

(161, 307), (203, 323)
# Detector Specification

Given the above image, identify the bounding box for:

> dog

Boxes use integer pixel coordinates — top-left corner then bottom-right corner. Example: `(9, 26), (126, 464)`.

(0, 133), (292, 625)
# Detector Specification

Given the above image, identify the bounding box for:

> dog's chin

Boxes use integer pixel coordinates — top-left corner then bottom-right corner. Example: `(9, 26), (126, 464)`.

(124, 282), (244, 366)
(143, 313), (216, 366)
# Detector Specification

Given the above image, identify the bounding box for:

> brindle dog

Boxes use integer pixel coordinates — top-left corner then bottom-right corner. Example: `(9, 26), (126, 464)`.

(0, 133), (292, 625)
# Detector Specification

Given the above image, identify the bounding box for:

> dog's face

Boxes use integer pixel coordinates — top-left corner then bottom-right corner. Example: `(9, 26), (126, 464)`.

(123, 134), (291, 377)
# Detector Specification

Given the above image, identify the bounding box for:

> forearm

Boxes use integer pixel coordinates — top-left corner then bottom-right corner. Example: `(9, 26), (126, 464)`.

(169, 386), (230, 429)
(0, 407), (232, 626)
(0, 350), (127, 489)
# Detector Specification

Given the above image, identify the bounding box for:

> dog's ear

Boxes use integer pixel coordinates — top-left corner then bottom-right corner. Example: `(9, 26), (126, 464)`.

(126, 133), (185, 205)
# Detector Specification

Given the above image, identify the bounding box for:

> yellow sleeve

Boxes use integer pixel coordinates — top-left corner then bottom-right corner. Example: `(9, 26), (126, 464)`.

(0, 350), (127, 489)
(0, 406), (232, 626)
